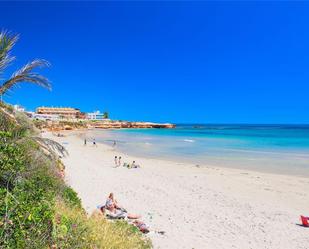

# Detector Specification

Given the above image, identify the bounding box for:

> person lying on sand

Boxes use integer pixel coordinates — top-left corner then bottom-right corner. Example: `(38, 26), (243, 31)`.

(132, 220), (150, 233)
(100, 205), (140, 219)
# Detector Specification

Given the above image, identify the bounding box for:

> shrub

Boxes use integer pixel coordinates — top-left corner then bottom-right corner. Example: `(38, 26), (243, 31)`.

(62, 186), (82, 209)
(0, 129), (56, 248)
(52, 200), (151, 249)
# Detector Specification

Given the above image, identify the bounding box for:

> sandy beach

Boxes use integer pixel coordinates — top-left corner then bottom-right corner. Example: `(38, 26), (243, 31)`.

(44, 131), (309, 249)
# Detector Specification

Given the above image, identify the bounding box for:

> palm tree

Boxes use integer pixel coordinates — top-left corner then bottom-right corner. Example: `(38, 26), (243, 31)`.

(0, 31), (51, 100)
(103, 111), (109, 119)
(0, 30), (66, 156)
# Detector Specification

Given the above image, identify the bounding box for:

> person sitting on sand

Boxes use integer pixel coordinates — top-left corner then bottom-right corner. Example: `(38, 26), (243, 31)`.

(105, 192), (117, 210)
(103, 193), (139, 219)
(131, 161), (140, 168)
(105, 193), (126, 211)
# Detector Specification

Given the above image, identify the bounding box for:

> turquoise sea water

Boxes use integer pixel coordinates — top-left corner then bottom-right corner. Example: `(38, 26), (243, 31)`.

(91, 124), (309, 176)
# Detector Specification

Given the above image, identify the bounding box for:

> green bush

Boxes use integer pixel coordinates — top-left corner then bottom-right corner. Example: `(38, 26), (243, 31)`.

(62, 186), (82, 209)
(0, 131), (56, 248)
(0, 132), (27, 189)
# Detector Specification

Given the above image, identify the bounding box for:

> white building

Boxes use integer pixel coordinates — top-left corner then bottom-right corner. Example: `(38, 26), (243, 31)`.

(13, 104), (25, 112)
(86, 111), (108, 121)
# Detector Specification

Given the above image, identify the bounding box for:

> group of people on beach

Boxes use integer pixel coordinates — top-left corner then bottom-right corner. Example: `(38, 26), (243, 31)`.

(114, 156), (141, 169)
(83, 138), (140, 169)
(114, 156), (122, 167)
(99, 193), (149, 233)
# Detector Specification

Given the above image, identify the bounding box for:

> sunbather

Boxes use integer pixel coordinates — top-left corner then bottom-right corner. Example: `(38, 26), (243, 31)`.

(131, 161), (140, 168)
(133, 220), (150, 233)
(100, 205), (140, 219)
(105, 193), (121, 211)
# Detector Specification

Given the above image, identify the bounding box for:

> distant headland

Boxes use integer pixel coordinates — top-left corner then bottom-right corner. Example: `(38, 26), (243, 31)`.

(12, 105), (175, 130)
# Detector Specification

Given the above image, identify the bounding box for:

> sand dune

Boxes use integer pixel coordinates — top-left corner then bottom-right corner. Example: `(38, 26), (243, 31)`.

(44, 131), (309, 249)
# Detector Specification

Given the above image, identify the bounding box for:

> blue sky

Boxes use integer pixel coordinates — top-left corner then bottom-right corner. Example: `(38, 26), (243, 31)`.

(1, 1), (309, 123)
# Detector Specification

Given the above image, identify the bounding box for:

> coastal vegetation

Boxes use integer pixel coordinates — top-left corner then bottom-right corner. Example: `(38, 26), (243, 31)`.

(33, 119), (175, 131)
(103, 111), (109, 119)
(0, 31), (150, 248)
(0, 31), (51, 97)
(33, 119), (88, 131)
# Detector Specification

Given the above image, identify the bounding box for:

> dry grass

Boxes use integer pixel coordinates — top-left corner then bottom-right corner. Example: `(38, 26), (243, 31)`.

(53, 200), (151, 249)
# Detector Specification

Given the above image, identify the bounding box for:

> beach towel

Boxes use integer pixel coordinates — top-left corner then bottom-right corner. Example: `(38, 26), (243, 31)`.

(300, 215), (309, 227)
(106, 210), (127, 219)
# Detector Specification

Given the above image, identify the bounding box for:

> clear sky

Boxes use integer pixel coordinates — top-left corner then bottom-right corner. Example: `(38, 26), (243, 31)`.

(1, 1), (309, 124)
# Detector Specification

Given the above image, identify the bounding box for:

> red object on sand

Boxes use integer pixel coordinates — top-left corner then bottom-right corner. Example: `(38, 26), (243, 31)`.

(300, 216), (309, 227)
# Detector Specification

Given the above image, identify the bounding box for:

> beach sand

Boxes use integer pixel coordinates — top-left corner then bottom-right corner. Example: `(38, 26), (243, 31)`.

(44, 131), (309, 249)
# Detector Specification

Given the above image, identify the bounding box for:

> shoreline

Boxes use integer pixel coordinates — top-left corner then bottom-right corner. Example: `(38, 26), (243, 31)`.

(53, 129), (307, 178)
(43, 130), (309, 249)
(87, 128), (309, 178)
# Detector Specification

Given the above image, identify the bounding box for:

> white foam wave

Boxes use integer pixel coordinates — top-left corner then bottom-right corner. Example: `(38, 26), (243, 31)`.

(183, 139), (195, 143)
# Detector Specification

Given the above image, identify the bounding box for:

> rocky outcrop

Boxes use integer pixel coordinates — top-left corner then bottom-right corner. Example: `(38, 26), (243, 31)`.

(38, 120), (175, 131)
(88, 121), (176, 129)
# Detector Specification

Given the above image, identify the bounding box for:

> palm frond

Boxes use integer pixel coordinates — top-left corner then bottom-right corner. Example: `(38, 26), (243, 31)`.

(0, 59), (51, 95)
(0, 31), (18, 73)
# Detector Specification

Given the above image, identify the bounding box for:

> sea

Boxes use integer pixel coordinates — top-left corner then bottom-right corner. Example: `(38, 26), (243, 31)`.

(89, 124), (309, 176)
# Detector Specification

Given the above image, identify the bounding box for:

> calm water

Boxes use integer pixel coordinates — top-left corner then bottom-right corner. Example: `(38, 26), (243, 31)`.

(90, 124), (309, 176)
